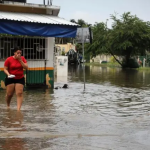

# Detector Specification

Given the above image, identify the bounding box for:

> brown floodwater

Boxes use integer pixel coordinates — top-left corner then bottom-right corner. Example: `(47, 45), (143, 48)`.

(1, 65), (150, 150)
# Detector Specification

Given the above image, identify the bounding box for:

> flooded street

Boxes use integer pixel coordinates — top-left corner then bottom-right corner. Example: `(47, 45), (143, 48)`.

(1, 65), (150, 150)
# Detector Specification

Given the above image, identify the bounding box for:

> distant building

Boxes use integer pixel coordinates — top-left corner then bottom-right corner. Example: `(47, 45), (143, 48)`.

(55, 43), (76, 55)
(91, 54), (122, 63)
(90, 55), (112, 63)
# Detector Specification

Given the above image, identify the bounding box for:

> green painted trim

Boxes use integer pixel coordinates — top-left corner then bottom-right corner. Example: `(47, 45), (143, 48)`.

(0, 70), (54, 90)
(0, 71), (6, 90)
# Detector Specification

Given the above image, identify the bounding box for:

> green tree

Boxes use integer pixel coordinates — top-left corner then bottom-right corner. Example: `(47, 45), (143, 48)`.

(70, 19), (77, 24)
(88, 12), (150, 68)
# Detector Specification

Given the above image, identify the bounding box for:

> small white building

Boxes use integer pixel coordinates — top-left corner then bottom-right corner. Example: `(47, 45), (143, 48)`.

(90, 55), (112, 63)
(0, 0), (78, 89)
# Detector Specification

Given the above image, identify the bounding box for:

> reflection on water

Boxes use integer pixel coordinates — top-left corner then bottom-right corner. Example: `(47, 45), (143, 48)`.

(0, 66), (150, 149)
(1, 109), (24, 130)
(1, 138), (26, 150)
(69, 65), (150, 88)
(0, 110), (26, 150)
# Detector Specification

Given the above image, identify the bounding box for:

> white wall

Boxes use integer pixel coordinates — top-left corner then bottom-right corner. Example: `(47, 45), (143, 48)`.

(91, 55), (112, 63)
(0, 61), (4, 68)
(55, 56), (68, 77)
(46, 37), (55, 68)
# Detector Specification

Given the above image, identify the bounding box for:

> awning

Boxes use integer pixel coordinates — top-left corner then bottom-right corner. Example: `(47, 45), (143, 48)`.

(0, 11), (78, 37)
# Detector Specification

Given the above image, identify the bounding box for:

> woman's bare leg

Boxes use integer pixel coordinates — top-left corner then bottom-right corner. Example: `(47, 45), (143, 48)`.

(6, 84), (15, 108)
(15, 84), (24, 111)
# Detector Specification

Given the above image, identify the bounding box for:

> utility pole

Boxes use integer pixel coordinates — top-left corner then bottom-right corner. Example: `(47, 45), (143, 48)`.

(44, 0), (52, 5)
(82, 28), (85, 90)
(50, 0), (53, 5)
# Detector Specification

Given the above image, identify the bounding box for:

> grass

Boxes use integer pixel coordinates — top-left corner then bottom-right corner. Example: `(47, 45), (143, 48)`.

(85, 62), (150, 71)
(85, 62), (121, 67)
(136, 67), (150, 71)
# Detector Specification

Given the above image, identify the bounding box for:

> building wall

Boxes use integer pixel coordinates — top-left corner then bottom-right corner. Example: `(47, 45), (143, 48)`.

(90, 55), (112, 63)
(0, 1), (60, 15)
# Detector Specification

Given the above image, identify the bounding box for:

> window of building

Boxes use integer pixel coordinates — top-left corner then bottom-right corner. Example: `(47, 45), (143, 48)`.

(0, 36), (47, 60)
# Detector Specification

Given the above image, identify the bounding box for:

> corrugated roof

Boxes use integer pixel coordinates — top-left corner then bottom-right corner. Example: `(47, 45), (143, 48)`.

(0, 11), (78, 26)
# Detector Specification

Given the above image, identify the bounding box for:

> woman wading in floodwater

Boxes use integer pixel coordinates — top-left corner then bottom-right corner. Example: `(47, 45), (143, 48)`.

(4, 46), (28, 111)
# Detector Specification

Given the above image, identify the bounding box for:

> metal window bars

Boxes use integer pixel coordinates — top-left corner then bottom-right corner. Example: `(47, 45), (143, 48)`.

(0, 36), (47, 60)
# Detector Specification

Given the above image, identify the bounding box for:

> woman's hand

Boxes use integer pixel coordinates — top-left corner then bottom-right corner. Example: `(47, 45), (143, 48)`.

(16, 55), (28, 70)
(16, 55), (22, 61)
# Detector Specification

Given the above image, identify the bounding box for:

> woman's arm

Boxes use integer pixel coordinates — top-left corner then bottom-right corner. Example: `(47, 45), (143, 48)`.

(4, 66), (10, 76)
(19, 60), (28, 70)
(16, 55), (28, 70)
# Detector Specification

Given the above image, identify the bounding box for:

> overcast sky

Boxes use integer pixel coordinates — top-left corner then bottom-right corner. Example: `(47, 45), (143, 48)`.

(27, 0), (150, 28)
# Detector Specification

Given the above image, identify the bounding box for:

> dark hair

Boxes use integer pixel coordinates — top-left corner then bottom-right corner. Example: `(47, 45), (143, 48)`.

(13, 46), (22, 53)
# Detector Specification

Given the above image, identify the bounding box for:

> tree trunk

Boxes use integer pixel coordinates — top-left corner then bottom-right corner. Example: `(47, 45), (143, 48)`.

(122, 49), (139, 68)
(109, 50), (122, 66)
